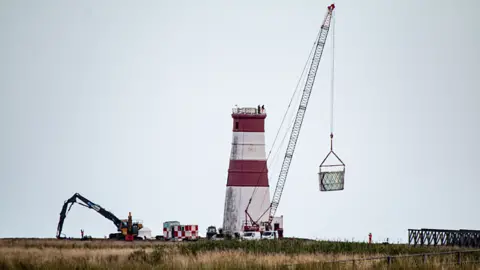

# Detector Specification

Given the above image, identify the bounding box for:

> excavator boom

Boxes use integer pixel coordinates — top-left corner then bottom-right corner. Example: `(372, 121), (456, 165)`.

(56, 193), (128, 239)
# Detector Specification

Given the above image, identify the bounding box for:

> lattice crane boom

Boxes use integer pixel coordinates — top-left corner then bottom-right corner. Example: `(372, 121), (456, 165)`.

(267, 4), (335, 225)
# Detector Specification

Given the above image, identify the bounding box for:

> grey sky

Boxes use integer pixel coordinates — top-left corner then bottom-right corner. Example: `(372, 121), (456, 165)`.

(1, 0), (479, 242)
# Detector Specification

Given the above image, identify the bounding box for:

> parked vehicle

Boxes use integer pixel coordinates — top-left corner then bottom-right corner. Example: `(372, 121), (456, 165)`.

(241, 231), (261, 241)
(260, 230), (278, 240)
(162, 221), (199, 241)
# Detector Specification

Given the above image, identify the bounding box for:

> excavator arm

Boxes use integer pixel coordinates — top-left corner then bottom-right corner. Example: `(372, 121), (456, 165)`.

(56, 193), (124, 239)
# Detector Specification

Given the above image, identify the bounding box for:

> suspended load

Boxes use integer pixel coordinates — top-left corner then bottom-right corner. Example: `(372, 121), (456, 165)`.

(318, 5), (345, 192)
(319, 134), (345, 191)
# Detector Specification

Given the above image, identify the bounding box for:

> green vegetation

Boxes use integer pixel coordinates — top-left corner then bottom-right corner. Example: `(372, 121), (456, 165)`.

(0, 238), (478, 269)
(175, 238), (454, 255)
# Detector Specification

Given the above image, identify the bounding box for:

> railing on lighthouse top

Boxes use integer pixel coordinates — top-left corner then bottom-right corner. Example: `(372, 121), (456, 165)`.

(232, 106), (266, 115)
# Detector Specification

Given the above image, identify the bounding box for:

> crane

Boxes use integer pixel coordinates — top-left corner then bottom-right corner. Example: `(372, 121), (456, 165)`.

(244, 3), (336, 232)
(56, 192), (143, 241)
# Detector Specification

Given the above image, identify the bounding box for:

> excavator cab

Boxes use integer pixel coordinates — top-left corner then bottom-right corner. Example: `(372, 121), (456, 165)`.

(109, 218), (143, 240)
(120, 212), (143, 241)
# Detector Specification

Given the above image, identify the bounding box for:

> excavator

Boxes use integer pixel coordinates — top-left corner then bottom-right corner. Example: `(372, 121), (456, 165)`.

(56, 193), (143, 241)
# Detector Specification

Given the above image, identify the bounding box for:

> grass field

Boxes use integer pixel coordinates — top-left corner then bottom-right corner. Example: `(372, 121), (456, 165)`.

(1, 238), (479, 269)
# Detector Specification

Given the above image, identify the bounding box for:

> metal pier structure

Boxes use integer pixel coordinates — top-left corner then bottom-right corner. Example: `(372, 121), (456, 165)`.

(408, 228), (480, 248)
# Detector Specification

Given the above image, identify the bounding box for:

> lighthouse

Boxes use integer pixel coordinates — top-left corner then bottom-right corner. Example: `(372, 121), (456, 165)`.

(222, 106), (271, 234)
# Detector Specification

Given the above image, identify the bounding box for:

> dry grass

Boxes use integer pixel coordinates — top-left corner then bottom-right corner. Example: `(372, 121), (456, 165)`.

(0, 238), (159, 249)
(1, 238), (479, 269)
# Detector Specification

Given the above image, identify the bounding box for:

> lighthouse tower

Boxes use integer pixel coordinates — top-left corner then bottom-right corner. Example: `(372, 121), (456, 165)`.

(222, 106), (271, 234)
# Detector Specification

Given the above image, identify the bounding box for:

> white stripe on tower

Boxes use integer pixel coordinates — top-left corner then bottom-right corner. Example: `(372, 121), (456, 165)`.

(230, 132), (267, 160)
(223, 107), (271, 234)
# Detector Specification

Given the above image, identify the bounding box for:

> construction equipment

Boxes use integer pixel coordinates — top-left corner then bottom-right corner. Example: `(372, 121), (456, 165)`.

(154, 220), (180, 240)
(206, 226), (221, 240)
(161, 221), (199, 241)
(206, 226), (240, 240)
(206, 226), (232, 240)
(244, 3), (337, 233)
(56, 193), (143, 241)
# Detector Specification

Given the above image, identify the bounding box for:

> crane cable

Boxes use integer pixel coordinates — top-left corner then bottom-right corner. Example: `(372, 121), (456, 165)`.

(261, 7), (337, 222)
(245, 32), (319, 215)
(329, 8), (336, 151)
(255, 6), (337, 223)
(267, 74), (305, 181)
(259, 87), (303, 214)
(250, 23), (326, 224)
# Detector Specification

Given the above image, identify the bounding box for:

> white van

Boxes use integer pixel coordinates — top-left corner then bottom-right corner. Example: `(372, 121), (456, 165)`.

(261, 231), (278, 240)
(242, 231), (261, 240)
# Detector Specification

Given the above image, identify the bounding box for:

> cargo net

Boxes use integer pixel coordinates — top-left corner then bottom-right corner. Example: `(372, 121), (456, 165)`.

(318, 151), (345, 192)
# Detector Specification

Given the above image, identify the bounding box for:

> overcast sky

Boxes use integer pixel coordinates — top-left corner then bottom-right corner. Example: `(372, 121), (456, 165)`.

(1, 0), (479, 243)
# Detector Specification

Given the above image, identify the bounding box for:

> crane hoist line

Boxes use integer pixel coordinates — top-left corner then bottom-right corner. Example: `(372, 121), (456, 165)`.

(244, 3), (343, 232)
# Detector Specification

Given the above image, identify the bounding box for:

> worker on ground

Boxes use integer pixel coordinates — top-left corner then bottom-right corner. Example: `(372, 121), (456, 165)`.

(81, 229), (84, 238)
(368, 232), (372, 244)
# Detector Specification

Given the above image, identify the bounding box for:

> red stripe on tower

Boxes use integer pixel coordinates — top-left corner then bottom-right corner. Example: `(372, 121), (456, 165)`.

(223, 106), (271, 234)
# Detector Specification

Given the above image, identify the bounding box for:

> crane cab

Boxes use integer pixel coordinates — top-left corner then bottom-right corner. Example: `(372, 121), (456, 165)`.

(242, 216), (284, 239)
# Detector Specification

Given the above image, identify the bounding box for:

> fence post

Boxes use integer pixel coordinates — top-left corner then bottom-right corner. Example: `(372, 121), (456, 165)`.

(457, 252), (461, 265)
(423, 254), (427, 264)
(387, 256), (392, 266)
(352, 259), (355, 270)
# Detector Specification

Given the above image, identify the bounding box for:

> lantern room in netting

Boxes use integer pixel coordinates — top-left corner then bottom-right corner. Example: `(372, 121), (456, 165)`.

(318, 134), (345, 191)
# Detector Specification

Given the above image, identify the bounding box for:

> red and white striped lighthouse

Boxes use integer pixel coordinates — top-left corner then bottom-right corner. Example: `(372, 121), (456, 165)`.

(222, 106), (271, 234)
